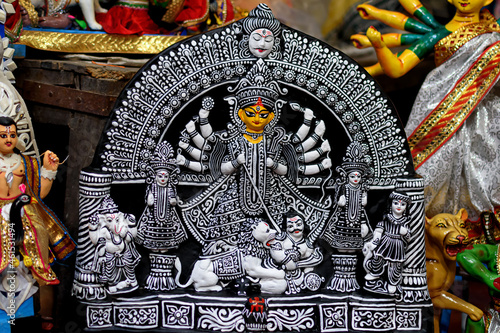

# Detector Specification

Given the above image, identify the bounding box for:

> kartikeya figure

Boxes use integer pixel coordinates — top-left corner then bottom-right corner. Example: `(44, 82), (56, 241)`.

(363, 190), (411, 295)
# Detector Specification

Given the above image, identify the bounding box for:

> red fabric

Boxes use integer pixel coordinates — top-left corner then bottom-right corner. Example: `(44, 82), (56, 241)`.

(96, 7), (168, 35)
(175, 0), (207, 24)
(5, 0), (22, 41)
(225, 0), (234, 22)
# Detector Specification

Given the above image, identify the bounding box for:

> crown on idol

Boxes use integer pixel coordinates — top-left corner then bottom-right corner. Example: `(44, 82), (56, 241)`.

(389, 191), (412, 205)
(150, 141), (177, 171)
(98, 196), (119, 214)
(339, 141), (370, 175)
(230, 59), (286, 110)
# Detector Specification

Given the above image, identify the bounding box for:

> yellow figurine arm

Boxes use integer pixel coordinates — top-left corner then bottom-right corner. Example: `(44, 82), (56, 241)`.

(399, 0), (425, 16)
(357, 3), (409, 31)
(366, 27), (421, 78)
(351, 33), (402, 49)
(364, 63), (384, 78)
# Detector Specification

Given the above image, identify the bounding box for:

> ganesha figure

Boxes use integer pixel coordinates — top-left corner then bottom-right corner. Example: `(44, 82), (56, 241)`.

(137, 141), (186, 250)
(89, 196), (141, 295)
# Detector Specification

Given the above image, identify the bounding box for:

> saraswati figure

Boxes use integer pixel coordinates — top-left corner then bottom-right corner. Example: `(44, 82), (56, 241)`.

(136, 141), (187, 291)
(350, 0), (500, 222)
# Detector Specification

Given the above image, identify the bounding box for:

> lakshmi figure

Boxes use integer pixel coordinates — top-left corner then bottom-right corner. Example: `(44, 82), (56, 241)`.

(137, 141), (187, 291)
(321, 142), (372, 251)
(363, 191), (411, 296)
(351, 0), (500, 221)
(137, 141), (187, 251)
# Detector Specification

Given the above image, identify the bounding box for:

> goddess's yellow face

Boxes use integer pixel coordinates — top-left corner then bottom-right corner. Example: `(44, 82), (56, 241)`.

(448, 0), (493, 14)
(238, 105), (274, 133)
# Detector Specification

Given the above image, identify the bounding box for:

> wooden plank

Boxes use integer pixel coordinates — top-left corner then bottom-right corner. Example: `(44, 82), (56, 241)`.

(22, 80), (116, 116)
(17, 67), (75, 86)
(80, 75), (128, 96)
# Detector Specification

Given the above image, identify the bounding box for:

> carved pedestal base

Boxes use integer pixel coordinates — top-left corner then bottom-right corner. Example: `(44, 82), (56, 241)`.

(81, 293), (433, 332)
(327, 254), (359, 292)
(364, 278), (391, 295)
(145, 253), (177, 291)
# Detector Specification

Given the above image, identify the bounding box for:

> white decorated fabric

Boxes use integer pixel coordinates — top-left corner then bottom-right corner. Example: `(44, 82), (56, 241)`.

(405, 32), (500, 220)
(41, 165), (57, 180)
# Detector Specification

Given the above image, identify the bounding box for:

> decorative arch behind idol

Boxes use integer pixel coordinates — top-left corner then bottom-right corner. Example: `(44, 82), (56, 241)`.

(74, 4), (431, 333)
(95, 14), (412, 187)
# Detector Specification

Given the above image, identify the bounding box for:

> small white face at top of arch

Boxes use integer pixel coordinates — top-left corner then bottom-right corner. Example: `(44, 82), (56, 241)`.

(249, 28), (275, 58)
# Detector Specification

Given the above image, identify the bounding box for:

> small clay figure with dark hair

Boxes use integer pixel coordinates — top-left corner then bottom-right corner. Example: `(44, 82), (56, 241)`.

(363, 191), (411, 295)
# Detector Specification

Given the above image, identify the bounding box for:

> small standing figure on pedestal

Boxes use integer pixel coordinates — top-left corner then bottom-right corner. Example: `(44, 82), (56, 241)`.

(363, 191), (411, 296)
(89, 196), (140, 295)
(137, 141), (187, 291)
(321, 141), (372, 292)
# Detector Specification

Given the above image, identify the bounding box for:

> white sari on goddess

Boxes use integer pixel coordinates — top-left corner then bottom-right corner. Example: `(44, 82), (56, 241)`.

(405, 32), (500, 220)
